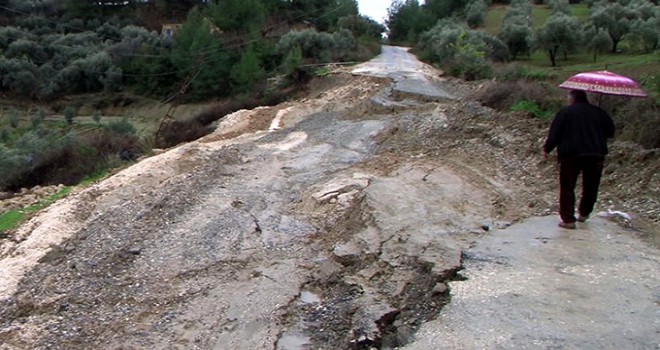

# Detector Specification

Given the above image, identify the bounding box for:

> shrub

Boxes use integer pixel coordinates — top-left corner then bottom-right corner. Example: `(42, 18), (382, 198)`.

(31, 108), (46, 129)
(8, 109), (20, 129)
(15, 16), (54, 35)
(465, 0), (489, 28)
(5, 39), (47, 63)
(0, 27), (31, 50)
(276, 29), (356, 63)
(105, 117), (136, 135)
(64, 106), (77, 125)
(93, 109), (102, 124)
(615, 98), (660, 149)
(475, 80), (557, 111)
(417, 20), (504, 80)
(11, 70), (39, 98)
(51, 32), (101, 48)
(96, 22), (122, 42)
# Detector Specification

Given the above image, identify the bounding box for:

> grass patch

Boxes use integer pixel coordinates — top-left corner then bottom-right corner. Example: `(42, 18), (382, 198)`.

(510, 100), (554, 120)
(80, 169), (109, 186)
(315, 66), (332, 77)
(0, 186), (72, 233)
(0, 211), (24, 232)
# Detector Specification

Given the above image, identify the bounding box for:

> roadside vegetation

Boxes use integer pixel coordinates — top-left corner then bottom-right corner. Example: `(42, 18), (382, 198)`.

(0, 0), (385, 194)
(387, 0), (659, 149)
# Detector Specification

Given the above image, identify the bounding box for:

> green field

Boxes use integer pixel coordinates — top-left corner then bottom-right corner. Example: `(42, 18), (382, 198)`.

(483, 3), (659, 99)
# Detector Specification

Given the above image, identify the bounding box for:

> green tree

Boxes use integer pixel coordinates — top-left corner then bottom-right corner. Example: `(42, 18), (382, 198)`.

(417, 19), (504, 80)
(536, 14), (582, 66)
(173, 7), (232, 100)
(281, 45), (303, 77)
(583, 25), (612, 62)
(337, 15), (386, 40)
(500, 22), (534, 60)
(549, 0), (572, 15)
(590, 2), (635, 53)
(629, 18), (659, 52)
(424, 0), (470, 20)
(465, 0), (489, 28)
(230, 46), (265, 94)
(207, 0), (267, 33)
(386, 0), (434, 44)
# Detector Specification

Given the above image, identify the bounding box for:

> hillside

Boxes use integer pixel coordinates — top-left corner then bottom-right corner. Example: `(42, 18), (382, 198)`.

(0, 47), (658, 349)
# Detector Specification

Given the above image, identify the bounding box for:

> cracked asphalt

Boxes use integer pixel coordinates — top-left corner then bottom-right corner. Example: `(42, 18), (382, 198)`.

(0, 46), (658, 350)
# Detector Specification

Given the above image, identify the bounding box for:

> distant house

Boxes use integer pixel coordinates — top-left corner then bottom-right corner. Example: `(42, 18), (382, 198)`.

(162, 23), (182, 38)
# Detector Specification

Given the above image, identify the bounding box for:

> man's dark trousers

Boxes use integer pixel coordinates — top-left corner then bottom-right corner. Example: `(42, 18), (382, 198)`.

(559, 156), (605, 223)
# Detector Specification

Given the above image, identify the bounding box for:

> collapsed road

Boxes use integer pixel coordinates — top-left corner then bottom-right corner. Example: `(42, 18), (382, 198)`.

(0, 46), (658, 350)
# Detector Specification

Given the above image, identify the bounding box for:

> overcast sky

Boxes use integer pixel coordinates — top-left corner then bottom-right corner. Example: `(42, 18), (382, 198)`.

(357, 0), (390, 23)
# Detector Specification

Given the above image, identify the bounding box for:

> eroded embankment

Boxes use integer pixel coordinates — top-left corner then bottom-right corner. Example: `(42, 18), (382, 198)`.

(0, 69), (532, 350)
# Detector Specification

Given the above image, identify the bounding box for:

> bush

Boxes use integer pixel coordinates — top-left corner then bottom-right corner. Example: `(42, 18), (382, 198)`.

(105, 117), (136, 135)
(8, 109), (20, 129)
(476, 80), (558, 111)
(615, 98), (660, 149)
(277, 29), (335, 62)
(5, 39), (47, 63)
(417, 20), (504, 80)
(0, 27), (31, 50)
(277, 29), (356, 63)
(93, 109), (102, 124)
(465, 0), (489, 28)
(64, 106), (77, 125)
(11, 70), (39, 97)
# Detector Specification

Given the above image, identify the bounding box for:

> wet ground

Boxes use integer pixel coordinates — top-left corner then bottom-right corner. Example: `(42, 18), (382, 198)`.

(0, 46), (658, 350)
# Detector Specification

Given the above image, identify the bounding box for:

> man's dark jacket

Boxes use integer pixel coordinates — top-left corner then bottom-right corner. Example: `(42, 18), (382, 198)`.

(544, 101), (615, 160)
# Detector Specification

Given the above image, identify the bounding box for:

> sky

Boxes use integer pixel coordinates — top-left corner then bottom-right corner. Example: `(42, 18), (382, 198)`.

(357, 0), (390, 24)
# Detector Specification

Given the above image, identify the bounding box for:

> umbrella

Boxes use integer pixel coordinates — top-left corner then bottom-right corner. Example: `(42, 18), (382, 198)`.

(559, 70), (647, 98)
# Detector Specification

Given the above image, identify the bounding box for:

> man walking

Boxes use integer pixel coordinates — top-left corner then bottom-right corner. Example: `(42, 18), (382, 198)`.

(543, 90), (615, 229)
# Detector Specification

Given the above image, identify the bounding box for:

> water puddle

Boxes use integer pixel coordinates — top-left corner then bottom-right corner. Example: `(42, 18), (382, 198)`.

(299, 290), (321, 304)
(276, 332), (312, 350)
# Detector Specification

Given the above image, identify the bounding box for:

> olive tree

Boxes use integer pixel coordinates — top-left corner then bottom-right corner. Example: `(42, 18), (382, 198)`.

(583, 24), (612, 62)
(590, 2), (635, 53)
(536, 14), (582, 66)
(465, 0), (489, 28)
(500, 22), (534, 60)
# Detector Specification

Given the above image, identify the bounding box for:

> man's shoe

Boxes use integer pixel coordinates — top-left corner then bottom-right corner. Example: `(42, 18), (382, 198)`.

(577, 215), (588, 223)
(558, 221), (576, 229)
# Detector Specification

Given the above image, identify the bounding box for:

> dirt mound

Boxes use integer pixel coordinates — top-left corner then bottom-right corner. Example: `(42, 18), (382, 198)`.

(376, 78), (659, 231)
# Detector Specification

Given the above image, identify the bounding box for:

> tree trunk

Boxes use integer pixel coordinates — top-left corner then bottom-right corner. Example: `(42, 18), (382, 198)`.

(548, 48), (557, 67)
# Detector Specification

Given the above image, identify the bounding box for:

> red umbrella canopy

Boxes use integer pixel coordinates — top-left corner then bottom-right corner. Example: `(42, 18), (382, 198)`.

(559, 70), (648, 97)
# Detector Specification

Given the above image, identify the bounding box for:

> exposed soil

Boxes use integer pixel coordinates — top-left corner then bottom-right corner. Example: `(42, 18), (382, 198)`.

(0, 50), (658, 350)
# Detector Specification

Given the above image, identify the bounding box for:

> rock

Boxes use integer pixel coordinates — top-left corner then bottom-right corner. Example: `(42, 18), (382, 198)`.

(332, 241), (362, 266)
(316, 259), (343, 278)
(432, 282), (448, 295)
(0, 192), (13, 200)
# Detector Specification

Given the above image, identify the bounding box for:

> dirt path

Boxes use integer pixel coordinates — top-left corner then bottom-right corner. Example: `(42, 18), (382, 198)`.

(0, 46), (658, 350)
